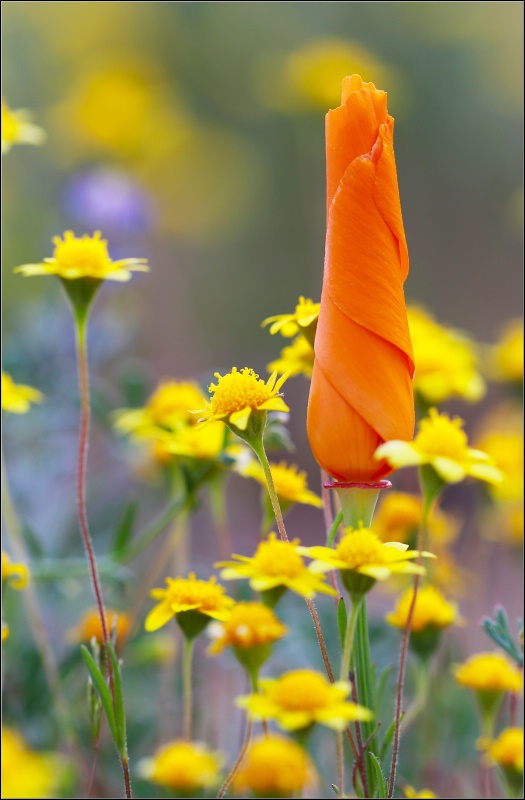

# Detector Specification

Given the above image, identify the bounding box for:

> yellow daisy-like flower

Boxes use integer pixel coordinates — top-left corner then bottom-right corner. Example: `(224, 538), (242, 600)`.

(66, 608), (130, 647)
(478, 727), (524, 773)
(2, 373), (43, 415)
(403, 786), (438, 799)
(1, 726), (61, 799)
(196, 368), (289, 433)
(113, 380), (207, 435)
(2, 100), (46, 154)
(267, 334), (315, 379)
(386, 586), (460, 633)
(238, 459), (322, 509)
(299, 526), (433, 599)
(2, 551), (29, 590)
(145, 572), (234, 634)
(137, 739), (223, 793)
(236, 668), (372, 731)
(408, 306), (485, 404)
(233, 735), (315, 798)
(454, 652), (522, 693)
(487, 318), (523, 383)
(375, 407), (505, 485)
(372, 491), (459, 547)
(262, 296), (320, 339)
(216, 532), (337, 601)
(475, 428), (523, 504)
(208, 601), (287, 655)
(14, 230), (149, 282)
(147, 420), (227, 461)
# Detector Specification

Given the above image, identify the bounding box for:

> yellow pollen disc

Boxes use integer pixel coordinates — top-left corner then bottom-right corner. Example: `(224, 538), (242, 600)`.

(271, 463), (307, 498)
(253, 537), (305, 578)
(210, 368), (272, 415)
(52, 231), (111, 275)
(336, 529), (386, 568)
(273, 671), (333, 710)
(415, 411), (468, 459)
(166, 574), (224, 611)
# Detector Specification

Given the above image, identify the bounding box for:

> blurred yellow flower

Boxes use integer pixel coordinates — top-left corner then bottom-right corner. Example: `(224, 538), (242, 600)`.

(238, 458), (322, 509)
(233, 735), (315, 798)
(375, 408), (504, 485)
(267, 335), (315, 379)
(15, 231), (149, 282)
(1, 727), (60, 799)
(2, 551), (29, 590)
(145, 573), (234, 633)
(67, 607), (130, 647)
(487, 318), (523, 383)
(216, 532), (337, 600)
(386, 585), (460, 632)
(2, 100), (45, 154)
(208, 601), (287, 655)
(454, 652), (522, 693)
(475, 423), (523, 504)
(408, 306), (485, 404)
(114, 380), (207, 435)
(2, 623), (9, 642)
(404, 787), (438, 799)
(262, 296), (320, 339)
(196, 368), (289, 433)
(151, 420), (227, 461)
(372, 491), (459, 547)
(237, 668), (372, 731)
(137, 739), (223, 793)
(2, 373), (43, 415)
(478, 727), (524, 773)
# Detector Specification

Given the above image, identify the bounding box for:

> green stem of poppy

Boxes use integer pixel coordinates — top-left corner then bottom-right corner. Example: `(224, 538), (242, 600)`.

(183, 637), (194, 741)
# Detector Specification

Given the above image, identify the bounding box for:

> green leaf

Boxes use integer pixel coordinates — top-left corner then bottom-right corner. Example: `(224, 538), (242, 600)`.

(327, 509), (344, 547)
(80, 646), (118, 746)
(107, 642), (127, 757)
(379, 717), (397, 761)
(367, 752), (387, 799)
(113, 501), (138, 557)
(375, 664), (395, 713)
(337, 597), (347, 651)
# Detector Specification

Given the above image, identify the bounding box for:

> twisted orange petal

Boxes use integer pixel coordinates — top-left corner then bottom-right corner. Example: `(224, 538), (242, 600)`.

(308, 75), (414, 482)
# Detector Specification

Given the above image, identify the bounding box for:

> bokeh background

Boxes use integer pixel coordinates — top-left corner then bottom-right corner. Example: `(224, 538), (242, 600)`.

(2, 2), (523, 798)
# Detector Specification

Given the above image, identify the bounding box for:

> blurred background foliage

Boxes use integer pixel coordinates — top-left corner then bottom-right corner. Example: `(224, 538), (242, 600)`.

(2, 2), (523, 797)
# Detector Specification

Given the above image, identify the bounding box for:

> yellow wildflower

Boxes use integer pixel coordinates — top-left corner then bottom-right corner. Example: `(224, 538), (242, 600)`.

(478, 727), (524, 773)
(137, 739), (222, 793)
(1, 726), (61, 799)
(14, 230), (149, 282)
(454, 652), (522, 693)
(299, 526), (433, 599)
(67, 608), (130, 647)
(2, 100), (45, 154)
(208, 601), (287, 655)
(475, 426), (523, 504)
(238, 459), (322, 508)
(148, 420), (226, 461)
(386, 586), (460, 633)
(233, 735), (315, 798)
(113, 380), (207, 435)
(373, 491), (459, 547)
(145, 573), (234, 634)
(404, 787), (438, 799)
(262, 296), (320, 339)
(216, 533), (337, 601)
(375, 408), (504, 485)
(196, 367), (289, 433)
(408, 306), (485, 403)
(2, 373), (43, 415)
(2, 551), (29, 590)
(267, 334), (315, 379)
(487, 318), (523, 383)
(237, 668), (372, 731)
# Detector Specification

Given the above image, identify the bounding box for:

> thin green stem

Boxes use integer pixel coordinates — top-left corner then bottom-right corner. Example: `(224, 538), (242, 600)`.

(250, 437), (288, 543)
(340, 598), (362, 682)
(402, 660), (431, 730)
(183, 637), (194, 740)
(217, 718), (253, 799)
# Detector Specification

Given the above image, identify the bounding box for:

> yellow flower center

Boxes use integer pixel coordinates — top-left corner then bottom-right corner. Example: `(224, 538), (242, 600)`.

(455, 652), (523, 692)
(272, 670), (333, 711)
(209, 368), (272, 415)
(52, 231), (112, 275)
(294, 296), (320, 325)
(165, 573), (229, 613)
(335, 528), (387, 568)
(148, 381), (206, 424)
(415, 409), (468, 459)
(270, 463), (308, 500)
(253, 536), (305, 578)
(221, 602), (286, 647)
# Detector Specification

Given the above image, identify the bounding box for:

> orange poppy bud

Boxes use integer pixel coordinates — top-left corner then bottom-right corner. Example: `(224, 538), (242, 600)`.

(307, 75), (414, 482)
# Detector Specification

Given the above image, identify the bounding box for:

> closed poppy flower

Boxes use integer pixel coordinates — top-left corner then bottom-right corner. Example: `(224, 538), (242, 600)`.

(307, 75), (414, 482)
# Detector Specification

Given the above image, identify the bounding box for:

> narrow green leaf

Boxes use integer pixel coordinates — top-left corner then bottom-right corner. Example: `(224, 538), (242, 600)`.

(379, 717), (397, 761)
(327, 509), (344, 547)
(375, 664), (395, 713)
(80, 646), (118, 745)
(367, 752), (387, 799)
(107, 642), (127, 757)
(113, 501), (138, 557)
(337, 597), (347, 651)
